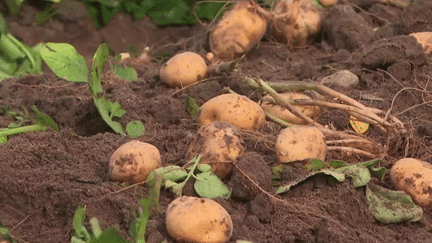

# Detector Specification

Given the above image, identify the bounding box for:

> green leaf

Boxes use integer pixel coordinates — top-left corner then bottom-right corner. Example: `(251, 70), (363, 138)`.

(305, 158), (328, 171)
(0, 34), (26, 60)
(91, 43), (109, 95)
(194, 2), (226, 20)
(336, 165), (371, 188)
(72, 206), (91, 240)
(89, 228), (128, 243)
(194, 171), (232, 198)
(40, 43), (89, 82)
(126, 120), (145, 138)
(366, 182), (423, 223)
(0, 135), (7, 144)
(0, 56), (19, 76)
(276, 170), (345, 194)
(108, 101), (126, 118)
(4, 0), (24, 14)
(147, 1), (192, 26)
(185, 96), (199, 118)
(93, 97), (125, 136)
(112, 63), (138, 81)
(32, 105), (59, 131)
(148, 165), (188, 184)
(197, 163), (211, 173)
(328, 160), (347, 169)
(0, 12), (7, 34)
(89, 218), (102, 238)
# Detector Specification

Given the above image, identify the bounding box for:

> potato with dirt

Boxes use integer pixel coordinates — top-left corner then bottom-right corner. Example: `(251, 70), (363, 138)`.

(186, 121), (245, 179)
(390, 158), (432, 209)
(166, 196), (234, 243)
(260, 92), (320, 125)
(197, 93), (266, 131)
(276, 126), (327, 163)
(108, 140), (161, 184)
(410, 32), (432, 54)
(272, 0), (322, 47)
(209, 0), (267, 60)
(159, 51), (207, 87)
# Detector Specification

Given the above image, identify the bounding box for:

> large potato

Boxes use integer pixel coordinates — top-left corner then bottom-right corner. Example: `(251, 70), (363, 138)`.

(197, 93), (266, 131)
(186, 121), (245, 179)
(272, 0), (322, 47)
(390, 158), (432, 209)
(159, 51), (207, 87)
(166, 196), (234, 243)
(261, 92), (320, 125)
(276, 126), (326, 163)
(109, 140), (161, 184)
(210, 1), (267, 60)
(410, 32), (432, 54)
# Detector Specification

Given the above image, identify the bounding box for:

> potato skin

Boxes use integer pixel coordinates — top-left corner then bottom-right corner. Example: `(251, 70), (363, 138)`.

(166, 196), (233, 243)
(272, 0), (321, 47)
(159, 52), (207, 87)
(186, 121), (245, 179)
(409, 32), (432, 54)
(109, 140), (161, 184)
(210, 1), (267, 60)
(390, 158), (432, 209)
(260, 92), (320, 125)
(197, 93), (266, 131)
(276, 126), (326, 163)
(318, 0), (337, 7)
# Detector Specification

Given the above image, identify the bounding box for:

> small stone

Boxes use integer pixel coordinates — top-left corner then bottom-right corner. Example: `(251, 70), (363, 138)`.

(320, 70), (359, 90)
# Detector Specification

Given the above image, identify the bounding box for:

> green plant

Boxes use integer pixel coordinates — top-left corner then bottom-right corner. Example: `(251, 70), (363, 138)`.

(0, 221), (19, 243)
(0, 13), (42, 82)
(39, 42), (145, 137)
(0, 105), (59, 144)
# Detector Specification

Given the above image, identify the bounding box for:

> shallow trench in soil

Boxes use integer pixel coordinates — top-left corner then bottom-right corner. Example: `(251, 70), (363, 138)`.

(1, 1), (432, 243)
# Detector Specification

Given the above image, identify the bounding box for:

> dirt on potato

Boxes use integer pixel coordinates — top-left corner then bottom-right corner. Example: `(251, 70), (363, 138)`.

(1, 1), (432, 243)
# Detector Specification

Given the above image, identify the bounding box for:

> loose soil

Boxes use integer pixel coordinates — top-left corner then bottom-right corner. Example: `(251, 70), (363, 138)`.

(1, 1), (432, 242)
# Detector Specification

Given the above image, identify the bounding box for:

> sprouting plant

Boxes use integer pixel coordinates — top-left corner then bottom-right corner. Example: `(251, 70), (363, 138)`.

(39, 42), (145, 137)
(0, 105), (59, 144)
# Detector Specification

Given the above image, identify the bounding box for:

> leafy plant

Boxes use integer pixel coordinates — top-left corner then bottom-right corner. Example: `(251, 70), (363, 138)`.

(0, 105), (59, 144)
(39, 42), (145, 137)
(0, 13), (42, 82)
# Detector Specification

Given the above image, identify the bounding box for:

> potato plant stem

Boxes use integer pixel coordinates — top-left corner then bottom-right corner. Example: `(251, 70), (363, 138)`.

(0, 124), (47, 137)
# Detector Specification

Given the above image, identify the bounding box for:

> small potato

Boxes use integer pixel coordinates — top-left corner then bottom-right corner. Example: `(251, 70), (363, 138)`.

(109, 140), (161, 184)
(159, 52), (207, 87)
(272, 0), (322, 47)
(390, 158), (432, 209)
(186, 121), (245, 179)
(276, 126), (326, 163)
(318, 0), (338, 7)
(197, 93), (266, 131)
(260, 92), (320, 125)
(210, 1), (267, 60)
(410, 32), (432, 54)
(166, 196), (234, 243)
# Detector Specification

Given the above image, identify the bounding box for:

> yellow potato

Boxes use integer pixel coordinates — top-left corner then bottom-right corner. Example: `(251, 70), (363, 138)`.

(272, 0), (322, 47)
(166, 196), (233, 243)
(390, 158), (432, 209)
(261, 92), (320, 125)
(210, 1), (267, 60)
(276, 126), (326, 163)
(186, 121), (245, 179)
(318, 0), (338, 7)
(410, 32), (432, 54)
(108, 140), (161, 184)
(197, 93), (266, 131)
(159, 51), (207, 87)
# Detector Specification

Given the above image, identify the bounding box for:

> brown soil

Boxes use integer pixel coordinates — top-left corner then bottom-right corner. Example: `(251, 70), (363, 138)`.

(1, 1), (432, 243)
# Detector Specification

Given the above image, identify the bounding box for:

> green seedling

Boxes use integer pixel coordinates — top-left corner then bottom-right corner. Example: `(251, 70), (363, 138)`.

(146, 155), (231, 199)
(185, 96), (199, 118)
(0, 13), (42, 82)
(39, 42), (144, 137)
(0, 105), (59, 144)
(0, 221), (19, 243)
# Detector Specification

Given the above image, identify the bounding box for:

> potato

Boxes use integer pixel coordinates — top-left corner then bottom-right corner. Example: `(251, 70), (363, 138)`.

(186, 121), (245, 179)
(272, 0), (322, 47)
(260, 92), (320, 125)
(276, 126), (326, 163)
(197, 93), (266, 131)
(318, 0), (337, 7)
(410, 32), (432, 54)
(209, 1), (267, 60)
(390, 158), (432, 209)
(108, 140), (161, 184)
(159, 51), (207, 87)
(166, 196), (233, 243)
